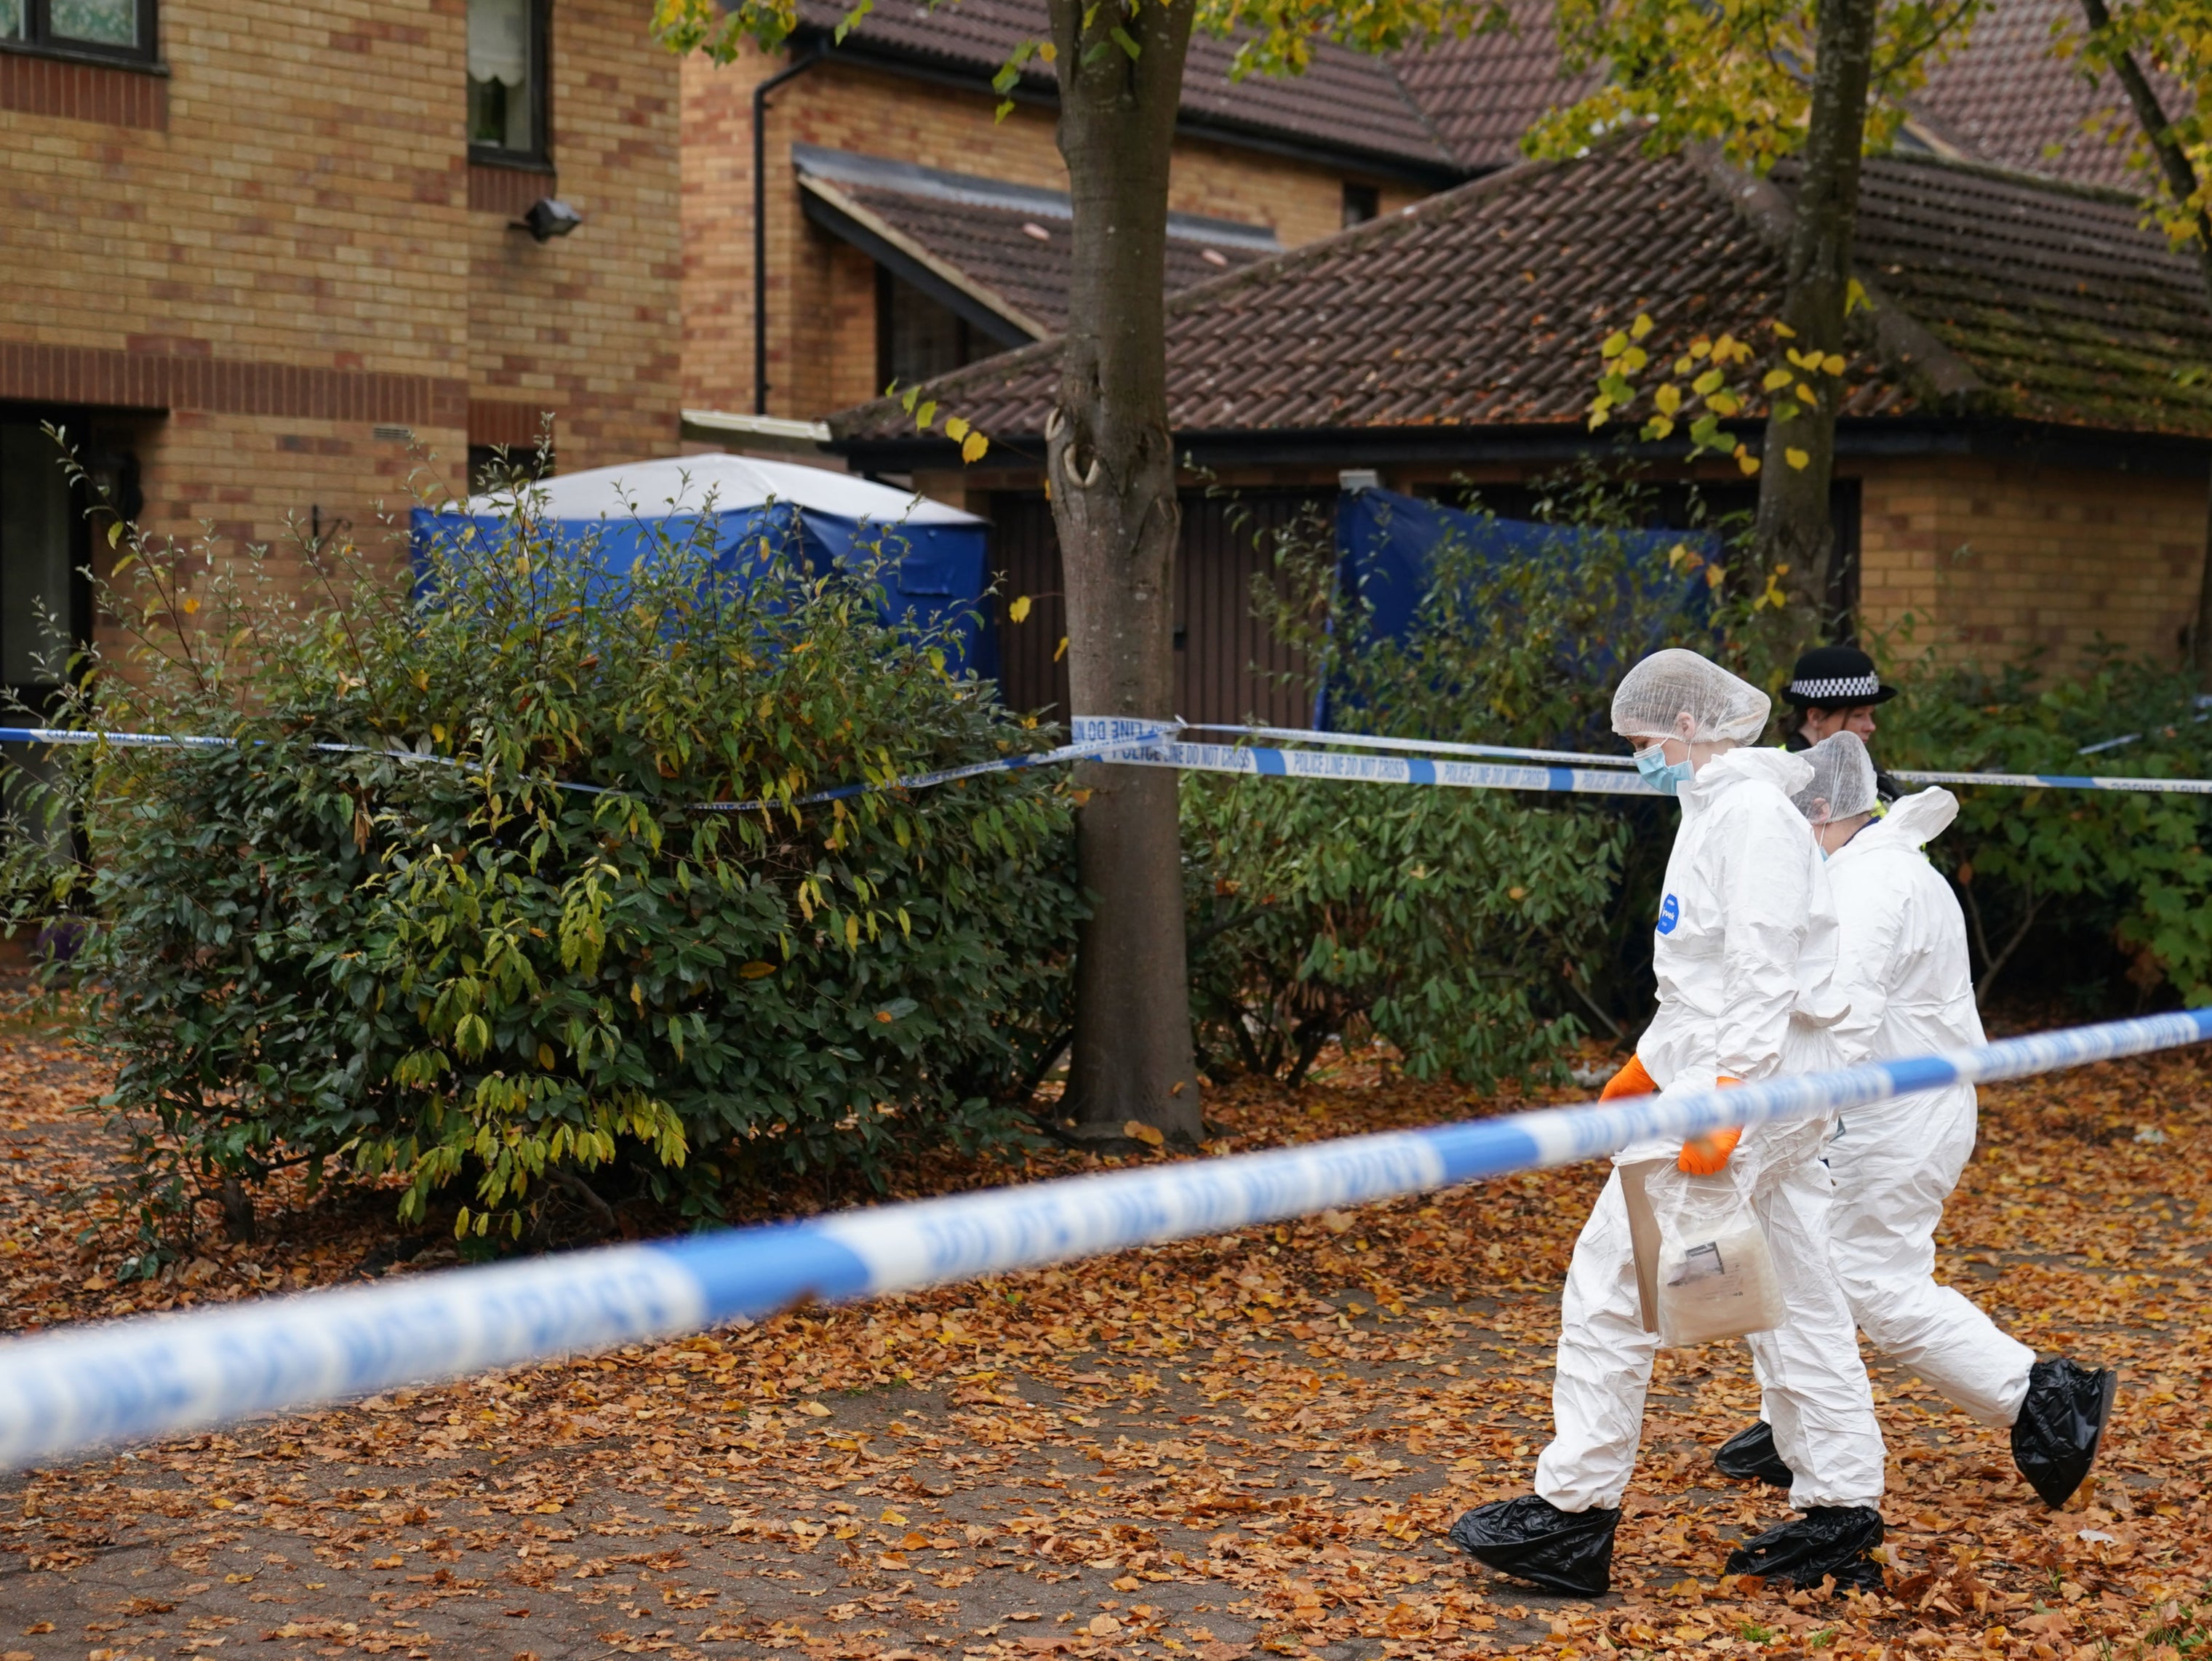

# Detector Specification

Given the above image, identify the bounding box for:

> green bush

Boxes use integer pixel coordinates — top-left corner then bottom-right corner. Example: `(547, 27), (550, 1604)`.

(1874, 638), (2212, 1007)
(6, 471), (1082, 1243)
(1186, 476), (1764, 1086)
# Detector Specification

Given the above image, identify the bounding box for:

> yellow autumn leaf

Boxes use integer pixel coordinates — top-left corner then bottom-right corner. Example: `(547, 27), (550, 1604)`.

(1845, 277), (1868, 314)
(1600, 330), (1629, 359)
(800, 1400), (831, 1417)
(1054, 635), (1069, 662)
(1672, 355), (1693, 376)
(1772, 320), (1797, 338)
(961, 429), (989, 463)
(180, 596), (200, 615)
(1786, 447), (1810, 469)
(1709, 391), (1741, 416)
(1705, 563), (1727, 588)
(1761, 368), (1794, 391)
(1122, 1120), (1165, 1148)
(1653, 383), (1682, 415)
(1738, 451), (1760, 475)
(1796, 382), (1818, 403)
(845, 914), (861, 949)
(739, 960), (776, 979)
(943, 415), (970, 442)
(1620, 346), (1648, 373)
(1630, 312), (1655, 339)
(1822, 352), (1846, 375)
(1008, 594), (1033, 624)
(1691, 368), (1723, 396)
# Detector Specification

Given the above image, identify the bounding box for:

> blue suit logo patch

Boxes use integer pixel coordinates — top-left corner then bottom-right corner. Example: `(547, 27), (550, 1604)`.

(1656, 893), (1680, 935)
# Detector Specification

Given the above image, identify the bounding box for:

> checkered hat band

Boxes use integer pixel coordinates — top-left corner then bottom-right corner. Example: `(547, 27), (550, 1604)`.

(1789, 674), (1880, 702)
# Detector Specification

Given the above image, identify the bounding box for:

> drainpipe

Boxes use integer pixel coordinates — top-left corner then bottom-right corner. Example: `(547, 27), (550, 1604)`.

(754, 44), (826, 416)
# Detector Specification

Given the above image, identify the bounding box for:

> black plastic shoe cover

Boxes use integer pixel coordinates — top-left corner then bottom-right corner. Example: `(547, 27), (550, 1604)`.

(1448, 1494), (1618, 1596)
(1724, 1505), (1885, 1592)
(2012, 1357), (2117, 1509)
(1714, 1420), (1796, 1488)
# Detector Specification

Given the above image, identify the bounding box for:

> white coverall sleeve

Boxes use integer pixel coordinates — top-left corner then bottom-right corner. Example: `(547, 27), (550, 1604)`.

(1828, 869), (1906, 1067)
(1714, 798), (1811, 1082)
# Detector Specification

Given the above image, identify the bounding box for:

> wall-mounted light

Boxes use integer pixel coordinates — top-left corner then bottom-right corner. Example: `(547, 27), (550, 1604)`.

(514, 198), (583, 242)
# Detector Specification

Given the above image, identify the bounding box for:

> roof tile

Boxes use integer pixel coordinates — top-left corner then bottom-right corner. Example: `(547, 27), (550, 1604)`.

(832, 148), (2212, 443)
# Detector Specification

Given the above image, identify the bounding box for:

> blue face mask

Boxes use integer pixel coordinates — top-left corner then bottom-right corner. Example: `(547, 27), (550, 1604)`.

(1634, 744), (1695, 796)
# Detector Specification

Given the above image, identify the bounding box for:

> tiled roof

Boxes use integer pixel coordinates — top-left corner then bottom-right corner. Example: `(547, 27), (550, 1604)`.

(794, 0), (1458, 174)
(1846, 154), (2212, 434)
(831, 147), (2212, 444)
(1907, 0), (2170, 193)
(795, 146), (1277, 336)
(1389, 0), (1602, 171)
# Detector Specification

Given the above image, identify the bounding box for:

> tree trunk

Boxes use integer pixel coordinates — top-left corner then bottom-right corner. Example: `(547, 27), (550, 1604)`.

(1048, 0), (1204, 1144)
(1752, 0), (1881, 648)
(2075, 0), (2212, 687)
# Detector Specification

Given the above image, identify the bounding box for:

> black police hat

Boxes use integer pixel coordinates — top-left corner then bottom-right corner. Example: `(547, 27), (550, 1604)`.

(1784, 644), (1897, 708)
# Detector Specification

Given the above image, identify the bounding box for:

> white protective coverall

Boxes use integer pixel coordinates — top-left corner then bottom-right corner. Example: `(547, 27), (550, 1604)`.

(1534, 746), (1888, 1515)
(1800, 786), (2035, 1426)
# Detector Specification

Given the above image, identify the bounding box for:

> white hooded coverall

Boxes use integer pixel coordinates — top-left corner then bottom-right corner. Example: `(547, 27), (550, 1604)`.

(1786, 786), (2035, 1427)
(1534, 747), (1888, 1514)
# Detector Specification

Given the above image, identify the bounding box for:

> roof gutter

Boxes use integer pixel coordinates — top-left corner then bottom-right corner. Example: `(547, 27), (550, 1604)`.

(756, 44), (828, 415)
(831, 415), (2212, 479)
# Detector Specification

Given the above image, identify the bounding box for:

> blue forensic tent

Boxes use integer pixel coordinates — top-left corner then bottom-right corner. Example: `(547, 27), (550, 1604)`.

(1324, 487), (1720, 728)
(408, 454), (996, 676)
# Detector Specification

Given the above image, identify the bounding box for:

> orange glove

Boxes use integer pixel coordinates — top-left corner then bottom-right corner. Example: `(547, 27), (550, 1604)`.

(1679, 1077), (1743, 1174)
(1598, 1053), (1658, 1100)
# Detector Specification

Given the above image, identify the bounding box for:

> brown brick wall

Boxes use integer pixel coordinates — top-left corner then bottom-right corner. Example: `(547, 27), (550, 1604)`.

(1856, 455), (2204, 667)
(1, 0), (679, 565)
(682, 49), (1432, 421)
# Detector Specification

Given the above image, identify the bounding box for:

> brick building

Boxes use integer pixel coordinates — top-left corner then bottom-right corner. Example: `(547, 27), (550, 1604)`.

(679, 0), (1462, 431)
(1, 0), (682, 701)
(831, 146), (2212, 720)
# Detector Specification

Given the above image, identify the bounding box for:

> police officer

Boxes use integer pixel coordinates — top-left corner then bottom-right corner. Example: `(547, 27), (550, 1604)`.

(1781, 644), (1902, 803)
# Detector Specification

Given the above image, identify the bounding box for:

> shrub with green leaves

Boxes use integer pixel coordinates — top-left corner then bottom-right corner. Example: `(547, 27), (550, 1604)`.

(1874, 639), (2212, 1008)
(1186, 475), (1762, 1086)
(6, 478), (1081, 1243)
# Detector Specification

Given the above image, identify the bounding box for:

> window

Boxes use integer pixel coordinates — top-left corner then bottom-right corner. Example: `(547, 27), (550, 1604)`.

(468, 0), (546, 163)
(1342, 181), (1379, 228)
(877, 269), (998, 390)
(1, 0), (157, 62)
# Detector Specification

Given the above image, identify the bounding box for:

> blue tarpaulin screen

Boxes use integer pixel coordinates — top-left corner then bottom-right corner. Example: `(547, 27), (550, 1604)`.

(407, 502), (997, 679)
(1323, 488), (1718, 728)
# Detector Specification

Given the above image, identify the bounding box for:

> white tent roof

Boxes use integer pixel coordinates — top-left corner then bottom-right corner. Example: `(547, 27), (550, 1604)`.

(460, 454), (982, 525)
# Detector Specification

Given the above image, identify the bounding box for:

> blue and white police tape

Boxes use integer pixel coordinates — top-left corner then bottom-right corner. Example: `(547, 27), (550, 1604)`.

(0, 1003), (2205, 1472)
(1178, 722), (1626, 769)
(1087, 731), (1653, 797)
(1888, 767), (2212, 797)
(1130, 722), (2212, 800)
(0, 720), (1186, 813)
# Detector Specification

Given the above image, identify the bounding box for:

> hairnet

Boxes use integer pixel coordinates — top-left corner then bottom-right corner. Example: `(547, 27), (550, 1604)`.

(1791, 731), (1880, 825)
(1610, 648), (1771, 745)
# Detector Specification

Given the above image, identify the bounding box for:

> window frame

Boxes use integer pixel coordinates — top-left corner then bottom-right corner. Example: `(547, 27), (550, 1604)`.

(466, 0), (551, 170)
(1, 0), (160, 68)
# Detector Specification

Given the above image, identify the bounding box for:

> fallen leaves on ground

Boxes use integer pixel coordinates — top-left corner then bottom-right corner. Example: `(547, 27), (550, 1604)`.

(0, 1003), (2205, 1660)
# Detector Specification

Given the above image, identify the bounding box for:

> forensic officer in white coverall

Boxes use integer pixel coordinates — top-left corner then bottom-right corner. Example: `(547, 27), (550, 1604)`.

(1450, 650), (1888, 1598)
(1711, 732), (2117, 1510)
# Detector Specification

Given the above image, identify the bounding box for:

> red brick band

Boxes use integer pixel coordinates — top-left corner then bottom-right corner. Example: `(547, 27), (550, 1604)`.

(0, 47), (166, 130)
(467, 399), (559, 448)
(0, 340), (467, 428)
(468, 163), (558, 219)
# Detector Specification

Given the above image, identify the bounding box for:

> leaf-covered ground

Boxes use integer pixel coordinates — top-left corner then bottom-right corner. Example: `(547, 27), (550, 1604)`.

(0, 1016), (2206, 1661)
